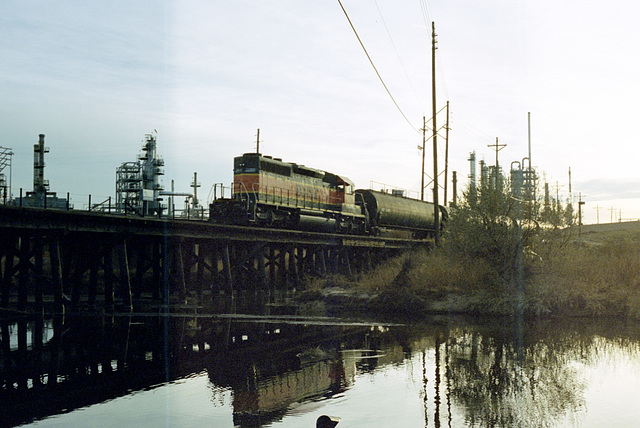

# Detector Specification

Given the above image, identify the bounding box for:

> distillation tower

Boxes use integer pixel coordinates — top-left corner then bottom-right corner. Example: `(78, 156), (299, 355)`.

(115, 133), (165, 216)
(16, 134), (68, 208)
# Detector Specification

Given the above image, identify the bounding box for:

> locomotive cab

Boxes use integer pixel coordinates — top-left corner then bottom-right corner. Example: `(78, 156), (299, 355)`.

(323, 173), (352, 202)
(212, 152), (365, 232)
(323, 173), (361, 217)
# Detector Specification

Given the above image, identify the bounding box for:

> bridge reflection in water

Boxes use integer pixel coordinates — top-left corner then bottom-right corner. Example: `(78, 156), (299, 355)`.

(2, 307), (640, 427)
(0, 306), (397, 427)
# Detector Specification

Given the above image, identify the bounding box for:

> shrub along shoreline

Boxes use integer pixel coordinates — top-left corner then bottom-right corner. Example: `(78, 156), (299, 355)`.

(302, 178), (640, 320)
(301, 225), (640, 320)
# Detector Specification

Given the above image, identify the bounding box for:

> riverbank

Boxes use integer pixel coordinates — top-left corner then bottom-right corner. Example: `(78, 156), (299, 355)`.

(300, 221), (640, 319)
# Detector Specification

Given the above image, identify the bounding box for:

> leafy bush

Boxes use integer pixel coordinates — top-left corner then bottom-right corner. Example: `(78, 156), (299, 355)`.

(444, 178), (538, 291)
(305, 172), (640, 319)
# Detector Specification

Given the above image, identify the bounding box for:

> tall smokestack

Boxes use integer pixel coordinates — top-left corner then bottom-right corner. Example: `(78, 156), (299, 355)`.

(33, 134), (49, 198)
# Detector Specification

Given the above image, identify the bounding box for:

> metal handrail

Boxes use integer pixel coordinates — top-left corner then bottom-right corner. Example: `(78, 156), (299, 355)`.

(230, 181), (252, 211)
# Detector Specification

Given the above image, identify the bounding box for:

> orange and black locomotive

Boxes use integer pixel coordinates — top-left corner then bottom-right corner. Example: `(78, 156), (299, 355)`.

(209, 153), (446, 238)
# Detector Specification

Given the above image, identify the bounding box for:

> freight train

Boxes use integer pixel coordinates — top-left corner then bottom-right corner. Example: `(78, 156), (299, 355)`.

(209, 152), (447, 239)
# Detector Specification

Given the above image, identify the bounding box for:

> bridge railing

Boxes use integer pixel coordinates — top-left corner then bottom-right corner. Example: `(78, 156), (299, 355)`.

(3, 188), (214, 222)
(1, 182), (347, 222)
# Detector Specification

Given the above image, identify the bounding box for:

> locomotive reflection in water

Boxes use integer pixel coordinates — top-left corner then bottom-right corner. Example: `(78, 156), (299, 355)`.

(210, 153), (447, 239)
(3, 309), (639, 427)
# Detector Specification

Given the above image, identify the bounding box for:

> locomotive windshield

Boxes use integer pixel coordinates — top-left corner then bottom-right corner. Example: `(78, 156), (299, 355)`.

(337, 176), (355, 195)
(338, 183), (354, 195)
(234, 155), (259, 174)
(323, 173), (354, 194)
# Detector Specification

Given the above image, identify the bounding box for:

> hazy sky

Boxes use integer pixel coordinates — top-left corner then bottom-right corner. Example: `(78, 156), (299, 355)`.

(1, 0), (638, 223)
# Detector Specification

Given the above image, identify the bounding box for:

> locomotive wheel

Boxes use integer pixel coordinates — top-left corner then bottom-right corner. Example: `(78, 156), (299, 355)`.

(344, 219), (354, 233)
(256, 208), (274, 226)
(289, 211), (301, 228)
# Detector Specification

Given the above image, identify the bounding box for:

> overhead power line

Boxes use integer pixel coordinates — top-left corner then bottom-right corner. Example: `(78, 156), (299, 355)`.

(374, 0), (421, 107)
(419, 0), (450, 101)
(419, 0), (432, 28)
(337, 0), (419, 133)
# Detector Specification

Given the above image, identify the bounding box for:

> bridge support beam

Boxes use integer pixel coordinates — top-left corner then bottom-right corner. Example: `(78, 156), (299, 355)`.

(0, 206), (419, 313)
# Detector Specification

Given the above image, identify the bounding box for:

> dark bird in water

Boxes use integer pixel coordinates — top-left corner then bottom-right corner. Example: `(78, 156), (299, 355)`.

(317, 415), (340, 428)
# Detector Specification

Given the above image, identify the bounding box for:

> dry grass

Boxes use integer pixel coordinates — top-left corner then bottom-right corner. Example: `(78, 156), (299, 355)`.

(398, 250), (494, 294)
(355, 248), (497, 292)
(303, 225), (640, 319)
(337, 249), (501, 316)
(356, 251), (409, 291)
(530, 230), (640, 317)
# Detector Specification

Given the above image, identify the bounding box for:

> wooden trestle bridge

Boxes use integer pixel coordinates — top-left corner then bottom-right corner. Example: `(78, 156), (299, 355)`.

(0, 205), (423, 313)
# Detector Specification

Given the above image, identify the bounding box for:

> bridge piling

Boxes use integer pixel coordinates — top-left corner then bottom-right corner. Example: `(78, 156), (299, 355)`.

(118, 239), (133, 310)
(0, 205), (424, 313)
(88, 253), (98, 308)
(222, 243), (233, 293)
(34, 235), (44, 315)
(18, 235), (30, 312)
(103, 244), (114, 311)
(49, 237), (64, 312)
(257, 245), (267, 289)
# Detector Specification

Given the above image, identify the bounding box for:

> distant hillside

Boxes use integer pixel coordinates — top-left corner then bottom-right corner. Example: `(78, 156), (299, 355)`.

(573, 220), (640, 243)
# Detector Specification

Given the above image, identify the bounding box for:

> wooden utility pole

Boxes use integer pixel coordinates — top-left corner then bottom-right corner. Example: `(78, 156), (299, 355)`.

(487, 137), (506, 188)
(256, 128), (260, 153)
(488, 137), (506, 170)
(451, 171), (457, 207)
(444, 101), (450, 206)
(420, 107), (447, 202)
(421, 116), (426, 201)
(578, 193), (584, 224)
(551, 181), (563, 215)
(578, 193), (585, 234)
(431, 22), (440, 246)
(568, 167), (572, 201)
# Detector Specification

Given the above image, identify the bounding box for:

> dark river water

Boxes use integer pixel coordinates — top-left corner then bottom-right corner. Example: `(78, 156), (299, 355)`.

(2, 294), (640, 427)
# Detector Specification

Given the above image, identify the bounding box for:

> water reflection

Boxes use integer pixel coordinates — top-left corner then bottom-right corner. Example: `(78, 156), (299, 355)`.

(2, 307), (640, 427)
(446, 326), (586, 427)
